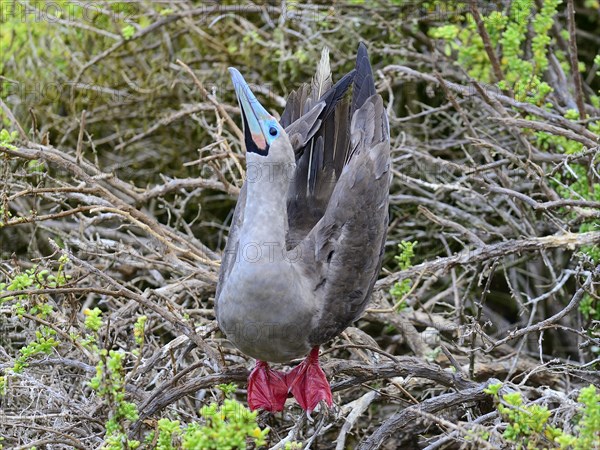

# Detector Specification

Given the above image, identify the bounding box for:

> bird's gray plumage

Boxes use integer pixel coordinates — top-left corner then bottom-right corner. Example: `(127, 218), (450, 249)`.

(216, 43), (390, 363)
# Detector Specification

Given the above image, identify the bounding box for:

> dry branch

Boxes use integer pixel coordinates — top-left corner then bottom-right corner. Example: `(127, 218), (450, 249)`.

(357, 381), (495, 450)
(377, 231), (600, 289)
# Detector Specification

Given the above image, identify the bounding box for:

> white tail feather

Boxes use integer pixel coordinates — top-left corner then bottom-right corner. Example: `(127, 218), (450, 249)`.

(310, 47), (332, 104)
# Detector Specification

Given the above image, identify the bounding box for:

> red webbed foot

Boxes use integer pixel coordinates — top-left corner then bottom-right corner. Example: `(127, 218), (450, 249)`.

(247, 360), (289, 412)
(286, 347), (333, 412)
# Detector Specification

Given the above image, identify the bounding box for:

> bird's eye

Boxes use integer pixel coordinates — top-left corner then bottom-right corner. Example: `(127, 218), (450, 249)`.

(269, 127), (278, 137)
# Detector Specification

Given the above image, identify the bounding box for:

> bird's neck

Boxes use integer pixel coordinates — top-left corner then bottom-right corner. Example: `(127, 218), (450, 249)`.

(239, 160), (293, 262)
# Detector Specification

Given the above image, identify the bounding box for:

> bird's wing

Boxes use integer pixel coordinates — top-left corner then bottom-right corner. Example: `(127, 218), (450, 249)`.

(293, 43), (391, 345)
(301, 94), (390, 345)
(282, 69), (355, 158)
(283, 49), (356, 244)
(215, 182), (246, 310)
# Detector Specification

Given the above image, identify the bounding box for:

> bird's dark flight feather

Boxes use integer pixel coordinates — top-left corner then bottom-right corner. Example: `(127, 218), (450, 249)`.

(285, 42), (390, 344)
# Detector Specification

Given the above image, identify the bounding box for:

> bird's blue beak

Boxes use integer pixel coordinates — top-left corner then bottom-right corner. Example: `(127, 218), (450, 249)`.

(229, 67), (274, 156)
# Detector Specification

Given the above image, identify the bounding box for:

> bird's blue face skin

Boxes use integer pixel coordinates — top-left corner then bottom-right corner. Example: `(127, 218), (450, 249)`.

(229, 68), (280, 157)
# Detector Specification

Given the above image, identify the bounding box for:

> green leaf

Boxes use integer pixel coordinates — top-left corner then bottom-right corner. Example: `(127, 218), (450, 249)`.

(122, 24), (135, 40)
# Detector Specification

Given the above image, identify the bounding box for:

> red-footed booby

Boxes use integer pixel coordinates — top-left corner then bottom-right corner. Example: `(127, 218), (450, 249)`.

(216, 43), (390, 412)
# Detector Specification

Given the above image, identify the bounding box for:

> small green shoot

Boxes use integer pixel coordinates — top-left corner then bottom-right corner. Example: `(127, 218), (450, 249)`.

(390, 240), (418, 311)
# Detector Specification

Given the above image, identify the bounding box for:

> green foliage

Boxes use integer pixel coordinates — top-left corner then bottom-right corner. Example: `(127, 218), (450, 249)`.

(133, 315), (147, 346)
(90, 350), (141, 450)
(428, 24), (459, 40)
(122, 25), (136, 40)
(217, 383), (238, 398)
(147, 393), (269, 450)
(73, 303), (110, 352)
(84, 307), (104, 332)
(185, 399), (269, 449)
(555, 385), (600, 449)
(0, 256), (73, 373)
(27, 159), (46, 174)
(573, 385), (600, 448)
(487, 382), (600, 449)
(484, 381), (502, 396)
(394, 240), (418, 270)
(390, 240), (418, 310)
(429, 0), (560, 105)
(0, 129), (18, 150)
(1, 1), (75, 73)
(0, 255), (70, 317)
(13, 326), (59, 373)
(0, 204), (12, 227)
(579, 294), (599, 321)
(498, 391), (553, 447)
(531, 0), (558, 73)
(156, 419), (181, 450)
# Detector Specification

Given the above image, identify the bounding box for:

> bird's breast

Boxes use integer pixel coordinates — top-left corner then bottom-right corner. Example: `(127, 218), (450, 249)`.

(216, 263), (316, 363)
